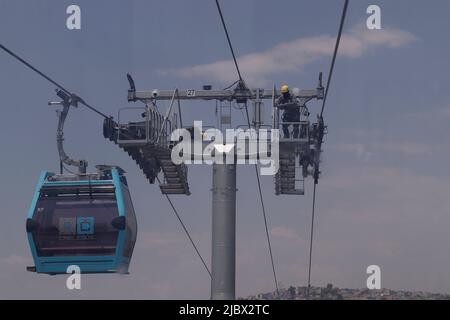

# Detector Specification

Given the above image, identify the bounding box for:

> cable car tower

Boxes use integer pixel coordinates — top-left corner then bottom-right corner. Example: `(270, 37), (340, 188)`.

(103, 75), (325, 298)
(103, 0), (349, 299)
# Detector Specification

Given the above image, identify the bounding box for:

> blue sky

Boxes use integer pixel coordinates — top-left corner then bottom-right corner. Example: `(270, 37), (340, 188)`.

(1, 0), (450, 299)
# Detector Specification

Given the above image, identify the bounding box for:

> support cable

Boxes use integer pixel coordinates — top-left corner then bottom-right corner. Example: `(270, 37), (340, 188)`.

(156, 176), (212, 277)
(0, 43), (111, 119)
(306, 183), (317, 298)
(244, 104), (280, 298)
(307, 0), (349, 298)
(320, 0), (349, 118)
(214, 0), (244, 83)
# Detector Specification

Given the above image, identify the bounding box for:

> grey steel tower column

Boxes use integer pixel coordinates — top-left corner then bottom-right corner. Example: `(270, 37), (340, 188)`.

(211, 162), (237, 300)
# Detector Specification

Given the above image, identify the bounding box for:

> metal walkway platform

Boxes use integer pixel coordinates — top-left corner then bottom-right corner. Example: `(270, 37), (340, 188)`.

(103, 115), (190, 196)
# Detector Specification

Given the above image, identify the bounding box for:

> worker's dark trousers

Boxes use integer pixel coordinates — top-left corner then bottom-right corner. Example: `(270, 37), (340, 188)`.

(282, 111), (300, 138)
(283, 124), (300, 138)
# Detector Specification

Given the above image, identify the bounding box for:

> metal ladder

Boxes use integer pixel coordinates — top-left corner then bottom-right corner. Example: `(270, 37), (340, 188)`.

(154, 148), (190, 195)
(275, 143), (304, 195)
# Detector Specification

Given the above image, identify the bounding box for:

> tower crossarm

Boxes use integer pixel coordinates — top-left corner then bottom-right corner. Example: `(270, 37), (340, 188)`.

(128, 88), (323, 103)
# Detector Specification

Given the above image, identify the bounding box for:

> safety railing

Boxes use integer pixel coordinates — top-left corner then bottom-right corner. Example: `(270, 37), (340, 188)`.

(279, 120), (310, 142)
(272, 91), (311, 144)
(116, 106), (174, 147)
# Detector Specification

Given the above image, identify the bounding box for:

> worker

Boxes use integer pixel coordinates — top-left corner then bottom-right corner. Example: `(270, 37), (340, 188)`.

(277, 84), (300, 139)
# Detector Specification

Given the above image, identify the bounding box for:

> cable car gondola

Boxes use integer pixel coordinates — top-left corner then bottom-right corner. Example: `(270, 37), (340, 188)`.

(26, 90), (137, 275)
(26, 166), (137, 275)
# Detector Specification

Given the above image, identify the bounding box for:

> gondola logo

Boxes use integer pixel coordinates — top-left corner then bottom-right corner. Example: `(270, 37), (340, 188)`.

(77, 217), (94, 235)
(59, 218), (76, 236)
(58, 217), (95, 239)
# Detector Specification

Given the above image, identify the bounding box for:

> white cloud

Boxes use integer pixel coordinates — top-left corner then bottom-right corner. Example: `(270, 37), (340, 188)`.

(335, 143), (374, 161)
(334, 141), (435, 161)
(161, 24), (417, 86)
(270, 226), (304, 243)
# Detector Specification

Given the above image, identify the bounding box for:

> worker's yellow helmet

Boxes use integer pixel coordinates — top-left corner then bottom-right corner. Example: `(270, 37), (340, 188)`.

(281, 84), (289, 94)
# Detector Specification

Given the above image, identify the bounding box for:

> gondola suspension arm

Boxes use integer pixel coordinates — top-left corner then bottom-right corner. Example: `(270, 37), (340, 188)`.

(49, 90), (88, 174)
